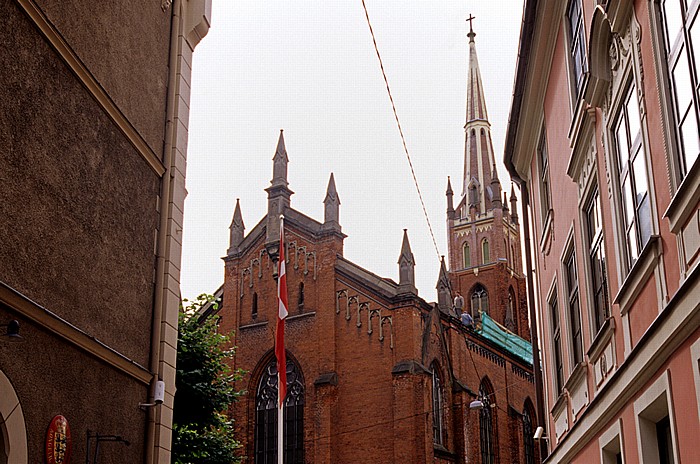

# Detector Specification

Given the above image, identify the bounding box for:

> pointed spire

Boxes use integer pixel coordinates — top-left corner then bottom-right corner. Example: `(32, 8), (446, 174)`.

(446, 176), (455, 219)
(227, 199), (245, 255)
(502, 192), (509, 211)
(397, 229), (417, 295)
(465, 23), (489, 124)
(491, 163), (502, 208)
(510, 184), (519, 224)
(323, 172), (341, 229)
(266, 130), (294, 245)
(436, 256), (453, 315)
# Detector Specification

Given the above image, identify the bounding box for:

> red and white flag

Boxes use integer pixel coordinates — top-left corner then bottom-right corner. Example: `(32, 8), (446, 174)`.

(275, 216), (289, 408)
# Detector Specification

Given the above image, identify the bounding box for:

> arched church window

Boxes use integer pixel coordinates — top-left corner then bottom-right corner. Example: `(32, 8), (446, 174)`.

(298, 282), (304, 311)
(479, 378), (496, 464)
(471, 285), (489, 315)
(505, 287), (517, 332)
(482, 239), (490, 264)
(463, 242), (471, 268)
(431, 362), (445, 445)
(255, 357), (305, 464)
(523, 399), (536, 464)
(252, 292), (258, 319)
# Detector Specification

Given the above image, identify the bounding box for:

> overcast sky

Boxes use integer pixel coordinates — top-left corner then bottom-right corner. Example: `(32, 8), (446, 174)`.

(181, 1), (525, 302)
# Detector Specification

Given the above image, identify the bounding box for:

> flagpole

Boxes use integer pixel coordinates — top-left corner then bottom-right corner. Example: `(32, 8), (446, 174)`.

(276, 215), (288, 464)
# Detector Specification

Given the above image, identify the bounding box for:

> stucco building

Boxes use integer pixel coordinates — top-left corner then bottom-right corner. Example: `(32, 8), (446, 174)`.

(0, 1), (210, 462)
(505, 0), (700, 462)
(216, 28), (539, 464)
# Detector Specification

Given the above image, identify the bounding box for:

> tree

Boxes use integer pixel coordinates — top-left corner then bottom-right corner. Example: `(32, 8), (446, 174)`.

(172, 294), (244, 464)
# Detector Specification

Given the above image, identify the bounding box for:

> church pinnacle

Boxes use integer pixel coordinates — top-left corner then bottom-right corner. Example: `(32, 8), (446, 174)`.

(461, 19), (498, 214)
(227, 198), (244, 255)
(323, 172), (341, 230)
(397, 229), (417, 295)
(266, 130), (294, 244)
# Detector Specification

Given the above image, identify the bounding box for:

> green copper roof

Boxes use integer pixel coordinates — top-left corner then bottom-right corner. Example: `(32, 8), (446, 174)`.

(476, 313), (533, 365)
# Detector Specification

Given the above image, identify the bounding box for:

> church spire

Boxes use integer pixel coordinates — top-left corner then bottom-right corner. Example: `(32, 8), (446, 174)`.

(397, 229), (417, 295)
(446, 176), (455, 219)
(266, 130), (294, 244)
(323, 172), (341, 229)
(227, 198), (244, 255)
(461, 19), (497, 213)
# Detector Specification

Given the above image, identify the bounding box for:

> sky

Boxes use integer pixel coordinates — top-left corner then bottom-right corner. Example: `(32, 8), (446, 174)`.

(181, 1), (525, 302)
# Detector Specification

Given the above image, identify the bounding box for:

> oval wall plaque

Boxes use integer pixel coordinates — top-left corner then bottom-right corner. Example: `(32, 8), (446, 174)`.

(45, 415), (71, 464)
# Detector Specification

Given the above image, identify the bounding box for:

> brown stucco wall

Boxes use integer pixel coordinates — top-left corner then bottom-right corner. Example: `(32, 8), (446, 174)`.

(0, 308), (148, 464)
(0, 0), (159, 366)
(35, 0), (171, 154)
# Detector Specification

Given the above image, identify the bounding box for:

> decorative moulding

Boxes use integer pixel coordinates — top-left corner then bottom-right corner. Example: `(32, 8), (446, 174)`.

(614, 235), (661, 315)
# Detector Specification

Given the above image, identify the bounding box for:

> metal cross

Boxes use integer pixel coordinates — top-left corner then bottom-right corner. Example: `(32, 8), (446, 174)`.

(466, 14), (476, 33)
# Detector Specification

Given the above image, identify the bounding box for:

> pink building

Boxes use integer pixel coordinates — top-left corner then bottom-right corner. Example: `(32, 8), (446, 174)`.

(505, 0), (700, 462)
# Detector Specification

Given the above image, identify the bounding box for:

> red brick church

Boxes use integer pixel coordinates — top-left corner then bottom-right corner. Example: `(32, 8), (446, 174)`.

(214, 27), (539, 464)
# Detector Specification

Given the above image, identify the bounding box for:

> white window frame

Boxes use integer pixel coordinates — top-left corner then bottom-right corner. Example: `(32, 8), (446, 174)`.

(599, 418), (626, 464)
(633, 370), (680, 464)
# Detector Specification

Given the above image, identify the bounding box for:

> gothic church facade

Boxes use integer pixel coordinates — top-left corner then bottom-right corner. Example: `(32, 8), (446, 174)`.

(216, 27), (538, 464)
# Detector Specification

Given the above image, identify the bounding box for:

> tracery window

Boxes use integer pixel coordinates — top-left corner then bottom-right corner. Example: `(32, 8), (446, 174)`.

(471, 284), (489, 315)
(479, 379), (496, 464)
(523, 400), (536, 464)
(505, 287), (517, 332)
(431, 363), (445, 445)
(255, 357), (304, 464)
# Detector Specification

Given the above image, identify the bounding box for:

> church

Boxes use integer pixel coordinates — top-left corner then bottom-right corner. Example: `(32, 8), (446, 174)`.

(215, 26), (539, 463)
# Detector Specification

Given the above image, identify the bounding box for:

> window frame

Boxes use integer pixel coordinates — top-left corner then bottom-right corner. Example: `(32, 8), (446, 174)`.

(537, 125), (552, 229)
(582, 183), (610, 336)
(563, 243), (584, 368)
(566, 0), (588, 101)
(431, 362), (445, 445)
(479, 379), (497, 464)
(548, 281), (565, 395)
(482, 239), (490, 264)
(463, 242), (471, 269)
(471, 284), (489, 316)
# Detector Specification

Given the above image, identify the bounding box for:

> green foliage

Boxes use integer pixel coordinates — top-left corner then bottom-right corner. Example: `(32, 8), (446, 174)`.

(172, 294), (244, 464)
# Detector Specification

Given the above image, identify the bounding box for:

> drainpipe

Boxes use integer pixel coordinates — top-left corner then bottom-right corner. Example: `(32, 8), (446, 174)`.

(146, 0), (182, 462)
(518, 180), (549, 461)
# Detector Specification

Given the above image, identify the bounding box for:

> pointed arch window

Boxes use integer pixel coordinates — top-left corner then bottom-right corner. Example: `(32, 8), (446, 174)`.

(431, 362), (445, 445)
(479, 379), (496, 464)
(252, 292), (258, 320)
(505, 287), (517, 332)
(255, 357), (305, 464)
(481, 239), (490, 264)
(523, 400), (536, 464)
(463, 242), (471, 269)
(297, 282), (305, 311)
(471, 285), (489, 315)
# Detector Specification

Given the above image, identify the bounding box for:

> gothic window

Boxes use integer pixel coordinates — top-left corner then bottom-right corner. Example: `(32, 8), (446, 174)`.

(479, 379), (496, 464)
(298, 282), (304, 311)
(255, 357), (305, 464)
(252, 292), (258, 319)
(565, 249), (584, 366)
(505, 287), (517, 332)
(567, 0), (588, 97)
(463, 242), (471, 268)
(471, 285), (489, 315)
(584, 186), (610, 334)
(537, 126), (552, 228)
(431, 362), (445, 445)
(482, 239), (490, 264)
(549, 290), (564, 394)
(613, 82), (652, 271)
(658, 0), (700, 178)
(523, 400), (536, 464)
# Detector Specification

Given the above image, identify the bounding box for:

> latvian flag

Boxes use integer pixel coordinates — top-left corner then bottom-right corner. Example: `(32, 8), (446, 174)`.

(275, 216), (289, 408)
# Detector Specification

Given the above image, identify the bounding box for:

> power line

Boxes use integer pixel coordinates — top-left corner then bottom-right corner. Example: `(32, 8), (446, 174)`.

(360, 0), (442, 262)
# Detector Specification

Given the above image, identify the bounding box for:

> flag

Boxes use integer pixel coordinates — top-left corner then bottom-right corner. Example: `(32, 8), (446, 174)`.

(275, 216), (289, 408)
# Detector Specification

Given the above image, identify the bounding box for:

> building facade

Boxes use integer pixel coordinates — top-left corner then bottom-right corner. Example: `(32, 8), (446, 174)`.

(217, 28), (539, 464)
(0, 1), (210, 462)
(505, 0), (700, 462)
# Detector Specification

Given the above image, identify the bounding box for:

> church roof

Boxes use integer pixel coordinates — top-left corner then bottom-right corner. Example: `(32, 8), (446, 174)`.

(476, 313), (533, 365)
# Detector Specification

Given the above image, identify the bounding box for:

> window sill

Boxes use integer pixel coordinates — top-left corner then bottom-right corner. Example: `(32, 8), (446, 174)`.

(613, 235), (661, 315)
(587, 317), (615, 362)
(539, 209), (555, 255)
(664, 153), (700, 233)
(433, 444), (455, 460)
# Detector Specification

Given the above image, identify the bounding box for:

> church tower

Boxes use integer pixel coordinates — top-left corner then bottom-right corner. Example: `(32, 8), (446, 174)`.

(447, 22), (529, 338)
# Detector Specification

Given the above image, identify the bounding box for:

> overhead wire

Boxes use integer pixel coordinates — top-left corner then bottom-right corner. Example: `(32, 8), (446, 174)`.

(360, 0), (442, 262)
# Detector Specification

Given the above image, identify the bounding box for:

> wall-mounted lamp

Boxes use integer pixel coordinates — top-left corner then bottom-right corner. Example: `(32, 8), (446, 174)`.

(139, 380), (165, 409)
(1, 320), (23, 343)
(469, 399), (484, 410)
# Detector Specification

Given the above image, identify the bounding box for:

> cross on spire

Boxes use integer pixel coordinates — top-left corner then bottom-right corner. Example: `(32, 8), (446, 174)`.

(467, 14), (476, 42)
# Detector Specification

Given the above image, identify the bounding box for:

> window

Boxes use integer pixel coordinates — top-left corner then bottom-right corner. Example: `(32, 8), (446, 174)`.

(565, 250), (584, 365)
(634, 372), (677, 464)
(252, 292), (258, 319)
(567, 0), (587, 96)
(431, 363), (445, 445)
(523, 400), (536, 464)
(482, 239), (490, 264)
(463, 242), (471, 268)
(659, 0), (700, 177)
(585, 186), (610, 334)
(255, 357), (305, 464)
(600, 419), (625, 464)
(297, 282), (304, 311)
(614, 83), (652, 270)
(505, 287), (517, 332)
(471, 285), (489, 315)
(537, 127), (552, 227)
(550, 291), (564, 394)
(479, 379), (496, 464)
